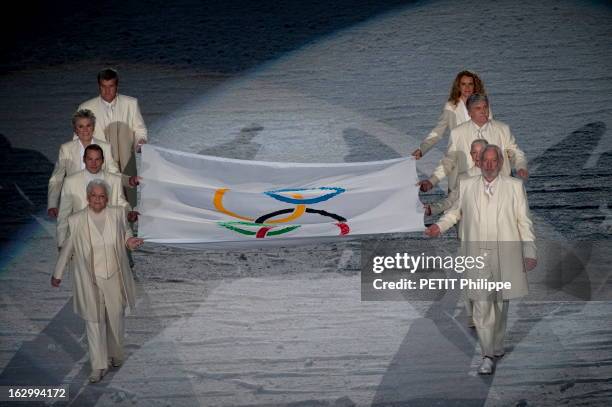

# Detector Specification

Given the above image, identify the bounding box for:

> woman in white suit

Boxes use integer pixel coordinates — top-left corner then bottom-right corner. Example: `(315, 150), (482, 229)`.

(52, 179), (143, 383)
(47, 109), (120, 217)
(412, 70), (489, 159)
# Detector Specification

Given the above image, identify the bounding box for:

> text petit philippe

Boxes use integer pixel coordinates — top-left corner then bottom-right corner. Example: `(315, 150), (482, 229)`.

(369, 253), (511, 292)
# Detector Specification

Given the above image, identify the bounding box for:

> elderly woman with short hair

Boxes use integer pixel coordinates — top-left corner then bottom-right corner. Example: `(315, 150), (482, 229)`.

(51, 179), (143, 383)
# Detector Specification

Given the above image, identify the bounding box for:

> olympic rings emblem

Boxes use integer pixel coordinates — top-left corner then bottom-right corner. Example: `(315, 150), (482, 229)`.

(214, 187), (350, 238)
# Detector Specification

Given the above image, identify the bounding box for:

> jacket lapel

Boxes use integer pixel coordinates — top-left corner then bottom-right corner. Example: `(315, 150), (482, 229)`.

(71, 141), (82, 173)
(497, 176), (506, 216)
(472, 175), (482, 218)
(77, 172), (88, 208)
(107, 209), (118, 248)
(113, 95), (121, 132)
(456, 99), (469, 124)
(81, 210), (97, 286)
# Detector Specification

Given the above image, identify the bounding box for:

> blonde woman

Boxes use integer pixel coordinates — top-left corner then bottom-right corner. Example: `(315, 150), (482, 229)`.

(413, 70), (489, 159)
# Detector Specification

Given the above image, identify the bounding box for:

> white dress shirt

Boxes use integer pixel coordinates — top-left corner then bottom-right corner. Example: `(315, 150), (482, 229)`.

(85, 170), (105, 185)
(102, 98), (116, 124)
(483, 176), (499, 197)
(78, 140), (88, 170)
(474, 121), (491, 140)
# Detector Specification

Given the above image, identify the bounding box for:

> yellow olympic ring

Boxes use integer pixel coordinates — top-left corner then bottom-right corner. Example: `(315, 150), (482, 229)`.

(213, 188), (306, 224)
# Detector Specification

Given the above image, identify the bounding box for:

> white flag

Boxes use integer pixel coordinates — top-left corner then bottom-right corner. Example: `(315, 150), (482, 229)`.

(139, 145), (424, 248)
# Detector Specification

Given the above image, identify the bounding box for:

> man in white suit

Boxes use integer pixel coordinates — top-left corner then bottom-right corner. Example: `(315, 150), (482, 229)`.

(48, 109), (122, 218)
(78, 68), (147, 207)
(52, 179), (144, 383)
(57, 145), (136, 248)
(425, 138), (488, 328)
(426, 145), (537, 374)
(419, 94), (528, 193)
(425, 138), (488, 217)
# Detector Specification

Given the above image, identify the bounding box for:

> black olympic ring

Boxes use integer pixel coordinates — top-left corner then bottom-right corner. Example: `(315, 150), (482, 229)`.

(255, 208), (347, 224)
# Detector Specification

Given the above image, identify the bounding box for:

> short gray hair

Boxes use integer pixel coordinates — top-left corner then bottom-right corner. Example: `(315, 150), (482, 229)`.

(466, 93), (489, 110)
(471, 138), (489, 150)
(72, 109), (96, 128)
(86, 179), (110, 197)
(480, 144), (504, 168)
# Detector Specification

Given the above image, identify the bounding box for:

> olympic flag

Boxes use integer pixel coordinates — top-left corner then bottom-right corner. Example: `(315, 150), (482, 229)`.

(138, 145), (424, 248)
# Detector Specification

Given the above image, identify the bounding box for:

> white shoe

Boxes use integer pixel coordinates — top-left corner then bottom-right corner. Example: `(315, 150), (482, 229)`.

(477, 357), (495, 375)
(467, 316), (476, 328)
(89, 368), (107, 383)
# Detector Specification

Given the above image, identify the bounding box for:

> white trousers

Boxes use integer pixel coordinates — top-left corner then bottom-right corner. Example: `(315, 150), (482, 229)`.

(85, 273), (125, 370)
(473, 299), (509, 357)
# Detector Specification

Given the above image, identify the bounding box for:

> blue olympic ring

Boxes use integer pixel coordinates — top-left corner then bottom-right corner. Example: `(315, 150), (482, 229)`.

(264, 187), (345, 205)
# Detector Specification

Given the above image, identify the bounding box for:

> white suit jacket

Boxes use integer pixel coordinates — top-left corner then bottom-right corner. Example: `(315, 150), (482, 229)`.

(419, 100), (469, 155)
(419, 100), (493, 156)
(47, 138), (120, 209)
(78, 94), (147, 174)
(54, 206), (137, 322)
(429, 119), (528, 191)
(436, 174), (536, 299)
(430, 165), (482, 216)
(57, 170), (130, 247)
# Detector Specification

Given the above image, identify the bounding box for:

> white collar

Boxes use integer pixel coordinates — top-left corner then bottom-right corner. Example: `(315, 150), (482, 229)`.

(88, 207), (106, 217)
(101, 97), (117, 108)
(85, 170), (104, 181)
(473, 120), (490, 131)
(483, 176), (498, 186)
(458, 99), (469, 120)
(483, 176), (499, 196)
